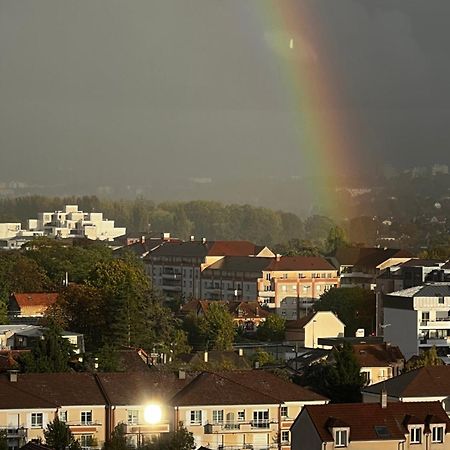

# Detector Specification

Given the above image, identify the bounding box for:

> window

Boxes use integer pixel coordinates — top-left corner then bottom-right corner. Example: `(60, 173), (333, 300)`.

(410, 427), (422, 444)
(81, 411), (92, 425)
(432, 426), (444, 443)
(280, 406), (288, 418)
(31, 413), (43, 428)
(439, 297), (445, 304)
(59, 411), (68, 422)
(335, 429), (348, 447)
(212, 410), (224, 424)
(80, 434), (94, 450)
(127, 410), (139, 425)
(281, 431), (290, 444)
(190, 410), (202, 425)
(237, 411), (245, 421)
(252, 410), (269, 428)
(361, 370), (371, 385)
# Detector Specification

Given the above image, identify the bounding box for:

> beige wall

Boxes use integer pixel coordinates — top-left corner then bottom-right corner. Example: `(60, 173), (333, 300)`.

(303, 312), (345, 349)
(360, 366), (393, 385)
(176, 401), (324, 450)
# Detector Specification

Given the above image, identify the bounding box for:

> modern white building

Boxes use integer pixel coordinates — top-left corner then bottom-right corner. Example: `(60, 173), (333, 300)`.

(383, 283), (450, 359)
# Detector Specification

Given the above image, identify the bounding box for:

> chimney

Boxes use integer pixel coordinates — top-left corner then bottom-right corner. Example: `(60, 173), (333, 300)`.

(203, 351), (208, 363)
(276, 254), (281, 262)
(141, 235), (146, 243)
(190, 235), (195, 242)
(161, 232), (171, 240)
(202, 237), (207, 244)
(178, 370), (186, 380)
(380, 388), (388, 408)
(238, 348), (244, 357)
(8, 370), (19, 382)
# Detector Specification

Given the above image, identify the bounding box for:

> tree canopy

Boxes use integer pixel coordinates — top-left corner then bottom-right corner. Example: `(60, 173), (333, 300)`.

(44, 417), (81, 450)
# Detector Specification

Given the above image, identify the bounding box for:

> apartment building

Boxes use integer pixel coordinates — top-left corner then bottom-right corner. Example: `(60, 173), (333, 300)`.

(383, 283), (450, 359)
(22, 205), (126, 241)
(144, 240), (274, 300)
(170, 370), (327, 450)
(0, 369), (326, 450)
(258, 256), (339, 319)
(291, 400), (450, 450)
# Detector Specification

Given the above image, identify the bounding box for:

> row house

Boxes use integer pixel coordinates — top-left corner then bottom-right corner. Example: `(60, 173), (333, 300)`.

(383, 283), (450, 359)
(144, 240), (274, 301)
(291, 398), (450, 450)
(0, 369), (326, 450)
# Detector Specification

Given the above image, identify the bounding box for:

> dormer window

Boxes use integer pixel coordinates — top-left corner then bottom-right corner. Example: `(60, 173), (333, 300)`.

(335, 429), (349, 447)
(410, 427), (422, 444)
(432, 425), (444, 443)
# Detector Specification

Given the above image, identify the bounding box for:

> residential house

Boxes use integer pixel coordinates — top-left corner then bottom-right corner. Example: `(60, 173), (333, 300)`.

(362, 366), (450, 413)
(144, 240), (274, 300)
(285, 311), (345, 348)
(291, 399), (450, 450)
(330, 247), (413, 290)
(383, 283), (450, 359)
(352, 342), (404, 385)
(170, 370), (327, 450)
(259, 256), (339, 319)
(8, 294), (59, 324)
(0, 325), (85, 354)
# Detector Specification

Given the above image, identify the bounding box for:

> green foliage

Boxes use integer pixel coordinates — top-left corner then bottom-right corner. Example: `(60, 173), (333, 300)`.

(251, 350), (276, 367)
(103, 423), (133, 450)
(325, 226), (348, 254)
(314, 287), (375, 336)
(141, 423), (195, 450)
(273, 239), (322, 257)
(20, 323), (75, 373)
(197, 303), (235, 351)
(302, 343), (363, 403)
(0, 430), (7, 450)
(44, 417), (81, 450)
(96, 344), (123, 372)
(256, 315), (286, 342)
(404, 346), (443, 372)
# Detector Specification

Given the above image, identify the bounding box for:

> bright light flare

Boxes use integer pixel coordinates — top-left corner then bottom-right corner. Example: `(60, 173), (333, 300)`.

(144, 404), (162, 424)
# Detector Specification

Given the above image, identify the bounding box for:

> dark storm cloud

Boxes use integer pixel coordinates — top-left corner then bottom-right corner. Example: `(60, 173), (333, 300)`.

(0, 0), (449, 190)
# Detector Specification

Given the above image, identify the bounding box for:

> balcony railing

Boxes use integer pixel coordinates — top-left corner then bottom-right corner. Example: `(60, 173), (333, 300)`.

(65, 421), (102, 427)
(1, 428), (27, 438)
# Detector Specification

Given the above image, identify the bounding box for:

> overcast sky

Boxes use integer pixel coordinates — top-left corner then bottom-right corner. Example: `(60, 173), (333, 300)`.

(1, 0), (449, 190)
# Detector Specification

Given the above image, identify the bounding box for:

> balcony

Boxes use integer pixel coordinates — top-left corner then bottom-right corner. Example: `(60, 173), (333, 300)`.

(126, 423), (170, 434)
(66, 421), (102, 429)
(161, 273), (181, 280)
(1, 428), (27, 439)
(161, 285), (182, 292)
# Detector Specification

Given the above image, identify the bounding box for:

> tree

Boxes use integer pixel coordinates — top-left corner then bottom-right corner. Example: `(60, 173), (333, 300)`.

(314, 287), (375, 336)
(142, 423), (195, 450)
(404, 346), (443, 372)
(0, 430), (7, 450)
(20, 323), (75, 372)
(302, 343), (364, 403)
(103, 424), (133, 450)
(197, 303), (235, 350)
(325, 226), (348, 254)
(256, 315), (285, 342)
(44, 417), (80, 450)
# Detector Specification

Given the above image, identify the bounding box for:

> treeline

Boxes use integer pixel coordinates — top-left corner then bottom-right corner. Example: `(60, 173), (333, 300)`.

(0, 195), (339, 246)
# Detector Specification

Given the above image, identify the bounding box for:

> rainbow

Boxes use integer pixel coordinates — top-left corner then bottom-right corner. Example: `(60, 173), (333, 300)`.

(254, 1), (362, 218)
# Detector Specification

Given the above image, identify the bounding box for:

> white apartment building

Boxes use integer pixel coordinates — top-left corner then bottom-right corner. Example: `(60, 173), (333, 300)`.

(24, 204), (126, 241)
(383, 283), (450, 359)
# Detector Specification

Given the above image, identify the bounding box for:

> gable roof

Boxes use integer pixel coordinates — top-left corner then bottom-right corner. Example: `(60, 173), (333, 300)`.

(387, 283), (450, 298)
(96, 372), (193, 406)
(352, 343), (404, 368)
(300, 401), (450, 443)
(181, 300), (270, 320)
(362, 366), (450, 398)
(205, 256), (273, 272)
(285, 311), (344, 331)
(11, 293), (58, 309)
(354, 249), (413, 270)
(266, 256), (336, 272)
(171, 370), (326, 406)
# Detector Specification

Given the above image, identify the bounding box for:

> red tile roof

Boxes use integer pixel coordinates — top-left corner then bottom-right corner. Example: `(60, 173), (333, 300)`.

(12, 293), (58, 308)
(266, 256), (336, 272)
(352, 343), (404, 368)
(300, 401), (450, 443)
